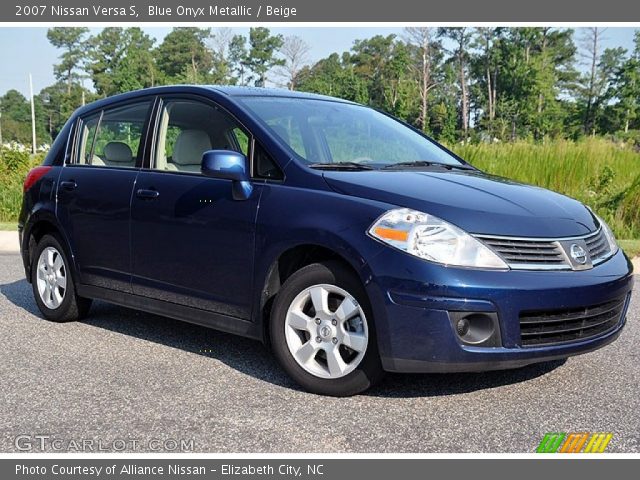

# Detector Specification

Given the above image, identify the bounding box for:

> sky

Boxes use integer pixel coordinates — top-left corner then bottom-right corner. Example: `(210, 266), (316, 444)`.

(0, 27), (637, 97)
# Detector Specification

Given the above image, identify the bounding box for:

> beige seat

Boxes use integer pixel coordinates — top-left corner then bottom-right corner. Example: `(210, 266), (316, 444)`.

(103, 142), (134, 168)
(91, 155), (105, 166)
(168, 130), (212, 173)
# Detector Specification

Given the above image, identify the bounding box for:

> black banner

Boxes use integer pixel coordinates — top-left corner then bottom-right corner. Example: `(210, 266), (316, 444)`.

(4, 0), (640, 22)
(4, 459), (640, 480)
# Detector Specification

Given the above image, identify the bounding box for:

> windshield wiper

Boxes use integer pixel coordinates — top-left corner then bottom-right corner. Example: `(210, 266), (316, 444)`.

(309, 162), (375, 171)
(382, 161), (472, 170)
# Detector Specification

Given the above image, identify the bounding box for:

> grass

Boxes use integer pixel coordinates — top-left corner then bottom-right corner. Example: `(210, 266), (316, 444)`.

(0, 222), (17, 231)
(619, 239), (640, 258)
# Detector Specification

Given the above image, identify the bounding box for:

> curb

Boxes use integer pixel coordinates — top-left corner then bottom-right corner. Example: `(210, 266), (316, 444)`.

(633, 257), (640, 274)
(0, 231), (19, 253)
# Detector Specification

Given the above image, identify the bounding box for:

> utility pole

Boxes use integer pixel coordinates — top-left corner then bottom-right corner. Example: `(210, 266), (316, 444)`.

(29, 73), (36, 154)
(0, 100), (3, 150)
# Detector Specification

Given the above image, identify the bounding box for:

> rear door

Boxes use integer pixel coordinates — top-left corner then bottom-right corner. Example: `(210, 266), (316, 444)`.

(130, 96), (260, 319)
(56, 98), (154, 292)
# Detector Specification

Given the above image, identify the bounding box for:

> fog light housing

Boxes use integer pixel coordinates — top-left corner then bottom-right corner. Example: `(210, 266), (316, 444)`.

(449, 312), (502, 347)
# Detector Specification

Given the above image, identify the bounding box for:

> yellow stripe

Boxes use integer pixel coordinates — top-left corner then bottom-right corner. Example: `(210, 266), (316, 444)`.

(597, 434), (613, 453)
(584, 434), (598, 453)
(590, 434), (605, 453)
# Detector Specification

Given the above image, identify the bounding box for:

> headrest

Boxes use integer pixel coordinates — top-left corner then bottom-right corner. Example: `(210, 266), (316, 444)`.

(104, 142), (133, 163)
(173, 130), (212, 166)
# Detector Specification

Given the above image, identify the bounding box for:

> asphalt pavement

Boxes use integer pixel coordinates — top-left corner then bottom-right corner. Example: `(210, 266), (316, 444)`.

(1, 252), (638, 453)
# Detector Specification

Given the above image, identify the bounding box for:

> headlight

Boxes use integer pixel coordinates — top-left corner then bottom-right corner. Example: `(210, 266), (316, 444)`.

(368, 208), (508, 269)
(595, 213), (619, 255)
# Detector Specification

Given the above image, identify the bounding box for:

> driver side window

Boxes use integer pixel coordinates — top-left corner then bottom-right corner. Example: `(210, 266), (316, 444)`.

(154, 99), (250, 174)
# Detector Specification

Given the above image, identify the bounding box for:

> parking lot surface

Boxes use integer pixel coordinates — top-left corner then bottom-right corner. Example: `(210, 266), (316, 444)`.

(1, 253), (638, 452)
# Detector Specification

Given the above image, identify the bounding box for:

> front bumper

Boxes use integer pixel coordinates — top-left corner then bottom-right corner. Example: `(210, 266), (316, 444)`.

(363, 248), (634, 373)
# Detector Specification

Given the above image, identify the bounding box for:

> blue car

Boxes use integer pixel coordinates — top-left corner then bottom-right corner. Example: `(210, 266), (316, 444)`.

(19, 86), (633, 396)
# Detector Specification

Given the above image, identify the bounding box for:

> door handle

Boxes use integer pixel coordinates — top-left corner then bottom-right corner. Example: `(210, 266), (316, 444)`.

(136, 188), (160, 200)
(60, 180), (77, 190)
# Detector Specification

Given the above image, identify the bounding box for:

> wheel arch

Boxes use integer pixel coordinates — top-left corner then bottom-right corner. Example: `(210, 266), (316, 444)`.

(22, 212), (75, 284)
(258, 243), (367, 345)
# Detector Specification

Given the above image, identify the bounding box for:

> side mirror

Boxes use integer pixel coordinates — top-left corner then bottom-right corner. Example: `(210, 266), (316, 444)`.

(201, 150), (252, 200)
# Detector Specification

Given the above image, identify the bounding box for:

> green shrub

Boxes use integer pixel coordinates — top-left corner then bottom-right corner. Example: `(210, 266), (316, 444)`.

(0, 149), (44, 222)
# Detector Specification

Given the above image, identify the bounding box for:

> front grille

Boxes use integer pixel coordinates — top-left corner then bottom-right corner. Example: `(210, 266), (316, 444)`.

(476, 237), (566, 267)
(475, 228), (613, 271)
(585, 229), (609, 261)
(519, 296), (627, 346)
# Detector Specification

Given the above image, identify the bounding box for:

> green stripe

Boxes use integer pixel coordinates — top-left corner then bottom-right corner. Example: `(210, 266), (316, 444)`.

(536, 433), (566, 453)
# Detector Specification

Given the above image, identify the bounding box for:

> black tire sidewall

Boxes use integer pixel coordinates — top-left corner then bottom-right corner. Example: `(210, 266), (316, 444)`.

(270, 261), (383, 396)
(31, 234), (81, 322)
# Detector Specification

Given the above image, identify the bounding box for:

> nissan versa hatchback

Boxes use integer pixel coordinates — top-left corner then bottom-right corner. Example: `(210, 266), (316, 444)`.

(19, 86), (633, 396)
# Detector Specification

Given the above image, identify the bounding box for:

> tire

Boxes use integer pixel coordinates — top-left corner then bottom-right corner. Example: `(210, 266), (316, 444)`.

(31, 234), (92, 322)
(270, 261), (384, 396)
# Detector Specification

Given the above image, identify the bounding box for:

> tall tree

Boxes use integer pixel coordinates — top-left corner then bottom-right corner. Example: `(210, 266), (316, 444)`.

(46, 27), (89, 95)
(613, 32), (640, 132)
(404, 27), (440, 132)
(277, 35), (311, 90)
(351, 35), (405, 113)
(530, 28), (577, 139)
(209, 27), (235, 84)
(296, 53), (368, 103)
(87, 28), (157, 96)
(246, 28), (285, 87)
(228, 34), (249, 85)
(155, 28), (213, 83)
(580, 27), (607, 135)
(0, 90), (31, 144)
(38, 82), (94, 140)
(438, 28), (473, 140)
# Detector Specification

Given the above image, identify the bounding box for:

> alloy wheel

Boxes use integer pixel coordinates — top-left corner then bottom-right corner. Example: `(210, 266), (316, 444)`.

(284, 283), (369, 379)
(36, 246), (67, 309)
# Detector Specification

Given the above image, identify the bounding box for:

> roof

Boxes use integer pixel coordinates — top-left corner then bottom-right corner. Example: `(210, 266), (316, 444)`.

(207, 85), (353, 103)
(73, 85), (353, 117)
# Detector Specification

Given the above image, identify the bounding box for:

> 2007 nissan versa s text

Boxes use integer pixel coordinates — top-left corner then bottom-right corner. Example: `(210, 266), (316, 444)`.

(19, 86), (633, 396)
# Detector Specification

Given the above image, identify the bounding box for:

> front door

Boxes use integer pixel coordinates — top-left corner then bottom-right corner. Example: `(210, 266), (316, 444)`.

(130, 97), (259, 319)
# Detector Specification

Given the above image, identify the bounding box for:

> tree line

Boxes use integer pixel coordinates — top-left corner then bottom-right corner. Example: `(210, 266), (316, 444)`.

(1, 27), (639, 147)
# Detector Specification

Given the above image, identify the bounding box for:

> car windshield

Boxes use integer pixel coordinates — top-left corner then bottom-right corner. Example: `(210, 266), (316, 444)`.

(237, 96), (465, 168)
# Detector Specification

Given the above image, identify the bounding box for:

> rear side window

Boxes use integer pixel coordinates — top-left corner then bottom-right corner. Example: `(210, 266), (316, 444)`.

(73, 100), (152, 168)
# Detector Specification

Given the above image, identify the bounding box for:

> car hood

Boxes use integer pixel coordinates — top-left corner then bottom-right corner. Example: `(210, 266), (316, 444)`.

(322, 169), (598, 237)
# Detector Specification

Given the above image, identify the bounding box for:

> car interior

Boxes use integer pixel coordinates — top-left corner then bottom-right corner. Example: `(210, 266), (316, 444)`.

(75, 98), (283, 180)
(155, 100), (246, 173)
(77, 101), (150, 169)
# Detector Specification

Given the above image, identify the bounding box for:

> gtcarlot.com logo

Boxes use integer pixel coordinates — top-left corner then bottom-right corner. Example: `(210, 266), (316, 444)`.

(536, 432), (613, 453)
(14, 435), (195, 452)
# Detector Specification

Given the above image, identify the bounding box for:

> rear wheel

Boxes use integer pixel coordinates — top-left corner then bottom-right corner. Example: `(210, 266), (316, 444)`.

(31, 234), (91, 322)
(270, 261), (383, 396)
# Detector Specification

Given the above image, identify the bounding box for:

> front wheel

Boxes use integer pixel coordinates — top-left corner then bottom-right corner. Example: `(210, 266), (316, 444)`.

(270, 261), (384, 396)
